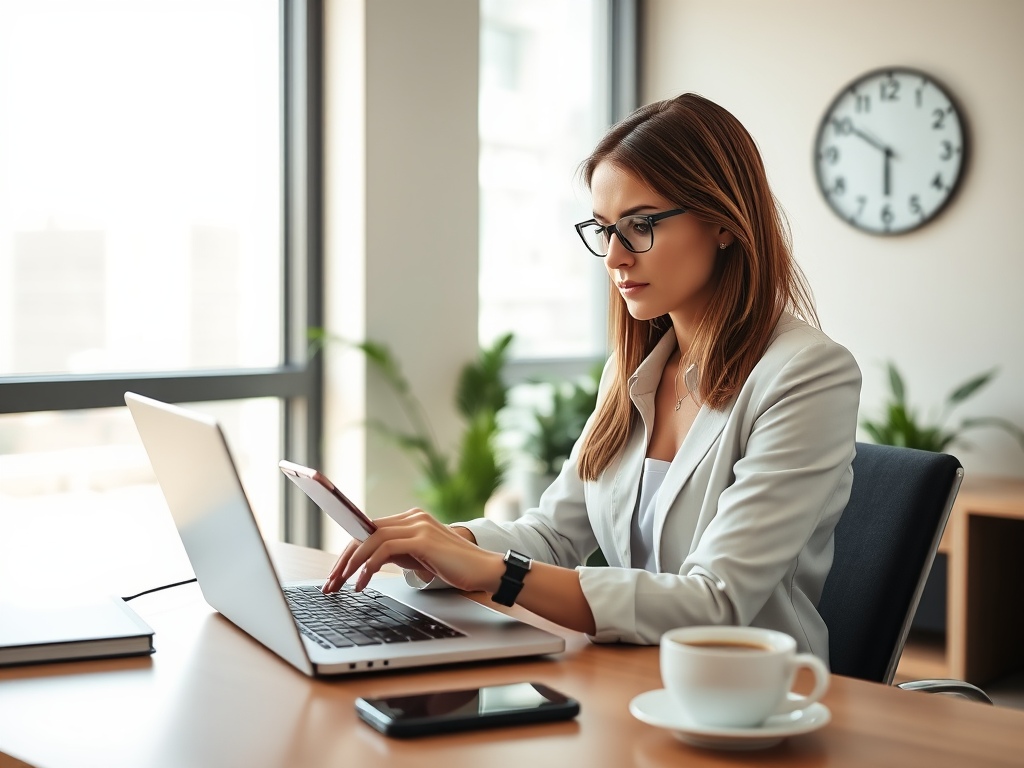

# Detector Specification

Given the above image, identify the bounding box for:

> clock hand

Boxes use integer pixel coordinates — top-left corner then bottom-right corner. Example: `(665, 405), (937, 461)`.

(851, 126), (888, 153)
(884, 148), (892, 197)
(839, 119), (896, 156)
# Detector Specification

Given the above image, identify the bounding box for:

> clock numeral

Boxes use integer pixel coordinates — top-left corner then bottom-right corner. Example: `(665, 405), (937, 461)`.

(940, 140), (954, 160)
(881, 204), (894, 229)
(855, 94), (871, 113)
(932, 173), (945, 191)
(880, 76), (900, 101)
(932, 108), (948, 130)
(832, 117), (853, 136)
(909, 195), (924, 220)
(831, 177), (846, 196)
(854, 196), (867, 219)
(915, 83), (925, 108)
(822, 146), (840, 164)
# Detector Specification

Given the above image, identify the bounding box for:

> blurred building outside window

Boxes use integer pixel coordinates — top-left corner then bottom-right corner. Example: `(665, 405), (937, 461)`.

(0, 0), (287, 538)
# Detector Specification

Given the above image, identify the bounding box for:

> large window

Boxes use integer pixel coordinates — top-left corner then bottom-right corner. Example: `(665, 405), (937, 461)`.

(478, 0), (612, 364)
(0, 0), (323, 545)
(0, 0), (280, 377)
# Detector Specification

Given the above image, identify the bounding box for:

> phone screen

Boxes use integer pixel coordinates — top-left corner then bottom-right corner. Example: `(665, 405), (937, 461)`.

(356, 683), (579, 737)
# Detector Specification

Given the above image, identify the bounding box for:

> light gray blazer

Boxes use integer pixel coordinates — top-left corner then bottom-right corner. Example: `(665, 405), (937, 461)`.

(418, 314), (861, 663)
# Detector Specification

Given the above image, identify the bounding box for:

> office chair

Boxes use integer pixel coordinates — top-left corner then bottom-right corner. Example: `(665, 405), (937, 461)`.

(818, 442), (992, 703)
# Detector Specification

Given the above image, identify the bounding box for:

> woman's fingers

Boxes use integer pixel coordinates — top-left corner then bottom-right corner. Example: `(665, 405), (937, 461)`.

(351, 520), (501, 594)
(371, 508), (443, 530)
(322, 538), (361, 593)
(322, 510), (429, 592)
(338, 523), (425, 583)
(323, 508), (486, 593)
(354, 535), (437, 591)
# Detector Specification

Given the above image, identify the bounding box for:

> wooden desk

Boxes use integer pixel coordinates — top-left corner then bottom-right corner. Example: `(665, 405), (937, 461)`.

(897, 475), (1024, 685)
(2, 541), (1022, 768)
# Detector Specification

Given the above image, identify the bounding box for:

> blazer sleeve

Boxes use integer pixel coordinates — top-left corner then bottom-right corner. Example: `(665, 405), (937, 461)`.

(577, 339), (861, 644)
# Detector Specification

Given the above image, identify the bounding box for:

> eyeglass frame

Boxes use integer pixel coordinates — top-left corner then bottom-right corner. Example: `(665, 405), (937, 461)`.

(574, 208), (688, 258)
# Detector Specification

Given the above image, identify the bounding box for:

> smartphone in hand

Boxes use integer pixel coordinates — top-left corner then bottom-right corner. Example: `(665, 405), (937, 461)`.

(355, 682), (580, 738)
(279, 460), (377, 541)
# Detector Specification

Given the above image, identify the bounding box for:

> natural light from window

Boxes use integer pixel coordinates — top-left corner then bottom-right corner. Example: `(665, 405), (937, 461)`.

(0, 0), (280, 377)
(478, 0), (610, 361)
(0, 0), (283, 539)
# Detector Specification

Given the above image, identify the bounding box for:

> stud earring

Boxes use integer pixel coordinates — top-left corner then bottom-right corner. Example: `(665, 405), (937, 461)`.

(719, 243), (727, 250)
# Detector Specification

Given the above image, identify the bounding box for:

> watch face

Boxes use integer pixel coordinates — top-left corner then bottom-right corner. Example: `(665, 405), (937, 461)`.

(505, 550), (532, 571)
(814, 67), (967, 235)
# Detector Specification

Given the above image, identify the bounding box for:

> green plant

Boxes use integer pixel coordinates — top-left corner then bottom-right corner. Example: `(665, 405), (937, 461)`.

(861, 362), (1024, 454)
(524, 362), (603, 477)
(309, 329), (514, 523)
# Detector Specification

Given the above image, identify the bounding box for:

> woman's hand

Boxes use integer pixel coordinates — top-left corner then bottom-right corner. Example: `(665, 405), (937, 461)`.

(321, 509), (503, 595)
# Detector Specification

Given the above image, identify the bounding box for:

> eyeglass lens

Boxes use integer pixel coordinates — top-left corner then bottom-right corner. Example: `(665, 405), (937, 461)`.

(580, 215), (654, 256)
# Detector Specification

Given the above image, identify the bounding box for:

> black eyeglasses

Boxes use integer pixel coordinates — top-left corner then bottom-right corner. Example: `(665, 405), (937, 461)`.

(574, 208), (687, 257)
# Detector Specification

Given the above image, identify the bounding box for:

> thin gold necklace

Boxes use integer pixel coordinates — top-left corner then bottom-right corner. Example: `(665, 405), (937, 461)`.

(673, 357), (690, 411)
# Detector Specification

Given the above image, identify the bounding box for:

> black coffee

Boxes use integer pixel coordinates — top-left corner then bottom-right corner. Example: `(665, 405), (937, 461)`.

(682, 640), (771, 652)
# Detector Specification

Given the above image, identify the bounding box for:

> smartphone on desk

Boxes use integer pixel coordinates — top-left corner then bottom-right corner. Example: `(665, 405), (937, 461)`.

(355, 682), (580, 738)
(279, 460), (377, 542)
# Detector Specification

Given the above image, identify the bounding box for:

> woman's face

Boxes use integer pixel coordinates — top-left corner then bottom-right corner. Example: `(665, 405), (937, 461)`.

(590, 160), (730, 325)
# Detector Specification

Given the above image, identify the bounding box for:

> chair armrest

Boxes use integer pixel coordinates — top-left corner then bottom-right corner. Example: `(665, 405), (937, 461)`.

(896, 679), (993, 705)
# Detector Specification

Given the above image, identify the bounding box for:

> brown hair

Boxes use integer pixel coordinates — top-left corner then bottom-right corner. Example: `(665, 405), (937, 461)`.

(577, 93), (817, 482)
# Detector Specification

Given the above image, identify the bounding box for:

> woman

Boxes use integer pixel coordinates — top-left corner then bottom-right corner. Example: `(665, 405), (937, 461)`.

(323, 93), (861, 663)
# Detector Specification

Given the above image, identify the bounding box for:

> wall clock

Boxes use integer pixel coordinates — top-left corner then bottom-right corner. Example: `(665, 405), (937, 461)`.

(814, 67), (968, 235)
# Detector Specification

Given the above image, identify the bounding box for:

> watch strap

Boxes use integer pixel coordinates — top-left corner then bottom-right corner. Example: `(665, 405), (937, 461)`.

(491, 550), (532, 607)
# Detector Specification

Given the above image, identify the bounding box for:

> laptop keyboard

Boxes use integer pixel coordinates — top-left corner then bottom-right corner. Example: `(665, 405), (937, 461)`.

(284, 584), (464, 649)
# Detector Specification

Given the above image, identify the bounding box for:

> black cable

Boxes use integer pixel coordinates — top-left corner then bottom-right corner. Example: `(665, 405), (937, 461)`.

(121, 578), (198, 602)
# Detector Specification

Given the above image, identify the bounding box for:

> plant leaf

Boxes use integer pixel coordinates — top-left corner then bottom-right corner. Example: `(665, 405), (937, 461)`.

(887, 361), (906, 406)
(936, 431), (966, 452)
(456, 332), (513, 417)
(948, 369), (997, 405)
(916, 425), (950, 453)
(357, 341), (410, 395)
(859, 419), (887, 445)
(961, 416), (1024, 455)
(306, 326), (329, 358)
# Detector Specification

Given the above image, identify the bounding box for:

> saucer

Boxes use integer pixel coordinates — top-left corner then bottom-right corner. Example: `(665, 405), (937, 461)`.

(629, 690), (830, 750)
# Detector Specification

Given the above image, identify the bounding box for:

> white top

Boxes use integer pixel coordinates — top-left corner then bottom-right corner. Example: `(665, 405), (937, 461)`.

(630, 458), (671, 571)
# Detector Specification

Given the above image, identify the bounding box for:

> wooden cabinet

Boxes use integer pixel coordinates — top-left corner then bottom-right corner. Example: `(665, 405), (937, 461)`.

(897, 475), (1024, 685)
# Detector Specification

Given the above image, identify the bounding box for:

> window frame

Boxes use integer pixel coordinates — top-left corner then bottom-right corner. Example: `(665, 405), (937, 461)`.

(0, 0), (325, 548)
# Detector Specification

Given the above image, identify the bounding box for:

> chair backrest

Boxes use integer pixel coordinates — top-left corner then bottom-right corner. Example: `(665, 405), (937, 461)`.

(818, 442), (963, 683)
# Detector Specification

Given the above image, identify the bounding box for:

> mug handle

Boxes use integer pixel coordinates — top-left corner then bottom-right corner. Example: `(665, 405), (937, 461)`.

(774, 653), (830, 715)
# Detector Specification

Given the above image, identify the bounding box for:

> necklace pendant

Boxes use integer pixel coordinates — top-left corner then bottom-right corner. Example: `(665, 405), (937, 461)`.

(675, 399), (683, 411)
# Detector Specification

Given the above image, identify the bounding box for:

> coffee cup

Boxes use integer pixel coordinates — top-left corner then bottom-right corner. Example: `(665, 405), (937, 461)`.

(660, 626), (829, 729)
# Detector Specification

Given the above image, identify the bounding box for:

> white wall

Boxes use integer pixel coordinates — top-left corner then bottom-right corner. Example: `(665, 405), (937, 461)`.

(644, 0), (1024, 478)
(323, 0), (479, 551)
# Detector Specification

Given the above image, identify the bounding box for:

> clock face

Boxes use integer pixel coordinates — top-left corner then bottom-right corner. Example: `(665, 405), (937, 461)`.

(814, 67), (967, 235)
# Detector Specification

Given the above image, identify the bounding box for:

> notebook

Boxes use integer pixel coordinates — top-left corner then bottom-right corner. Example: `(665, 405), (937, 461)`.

(124, 392), (564, 676)
(0, 595), (154, 667)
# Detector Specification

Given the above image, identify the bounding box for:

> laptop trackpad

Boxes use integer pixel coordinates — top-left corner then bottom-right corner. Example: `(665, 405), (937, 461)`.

(376, 577), (525, 633)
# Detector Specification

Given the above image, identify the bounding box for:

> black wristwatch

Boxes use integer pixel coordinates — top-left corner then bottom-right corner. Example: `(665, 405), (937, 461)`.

(491, 549), (533, 607)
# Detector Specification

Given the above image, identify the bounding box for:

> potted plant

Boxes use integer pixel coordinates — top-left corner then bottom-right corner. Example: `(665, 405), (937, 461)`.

(860, 362), (1024, 454)
(310, 330), (514, 524)
(516, 362), (603, 510)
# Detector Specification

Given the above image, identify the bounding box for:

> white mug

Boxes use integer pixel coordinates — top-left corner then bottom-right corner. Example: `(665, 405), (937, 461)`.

(660, 626), (830, 729)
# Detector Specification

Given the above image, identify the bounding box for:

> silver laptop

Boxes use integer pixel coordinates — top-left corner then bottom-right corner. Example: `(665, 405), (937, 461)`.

(124, 392), (564, 677)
